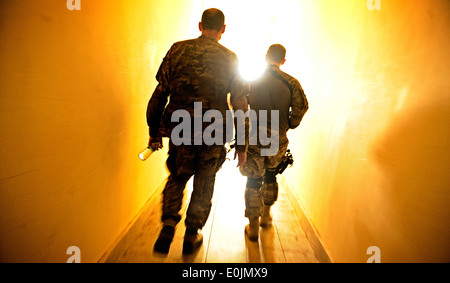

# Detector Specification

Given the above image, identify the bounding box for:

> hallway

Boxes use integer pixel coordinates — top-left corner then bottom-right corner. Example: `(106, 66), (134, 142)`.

(102, 155), (318, 263)
(1, 0), (450, 263)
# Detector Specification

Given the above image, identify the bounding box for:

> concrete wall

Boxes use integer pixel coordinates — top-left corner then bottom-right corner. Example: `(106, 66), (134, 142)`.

(0, 0), (202, 263)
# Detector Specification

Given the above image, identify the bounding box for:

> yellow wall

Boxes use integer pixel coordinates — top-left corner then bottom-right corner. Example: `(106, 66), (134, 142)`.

(1, 0), (449, 263)
(281, 0), (450, 262)
(0, 0), (202, 262)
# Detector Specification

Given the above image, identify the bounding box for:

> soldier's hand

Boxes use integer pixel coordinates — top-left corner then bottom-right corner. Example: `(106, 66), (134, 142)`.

(234, 150), (247, 170)
(148, 137), (163, 150)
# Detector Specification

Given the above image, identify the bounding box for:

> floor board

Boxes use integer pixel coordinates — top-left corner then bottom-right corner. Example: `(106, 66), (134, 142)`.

(105, 154), (318, 263)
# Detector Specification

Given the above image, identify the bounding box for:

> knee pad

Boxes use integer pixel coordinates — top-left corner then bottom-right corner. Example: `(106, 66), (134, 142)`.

(262, 182), (279, 206)
(246, 177), (263, 189)
(264, 169), (277, 184)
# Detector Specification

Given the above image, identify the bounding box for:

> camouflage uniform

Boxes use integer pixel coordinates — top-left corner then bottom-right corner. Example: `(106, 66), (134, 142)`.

(147, 35), (249, 230)
(240, 65), (308, 219)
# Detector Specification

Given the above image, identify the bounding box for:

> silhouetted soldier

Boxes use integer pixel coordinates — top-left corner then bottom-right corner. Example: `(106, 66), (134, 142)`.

(240, 44), (308, 241)
(147, 8), (249, 254)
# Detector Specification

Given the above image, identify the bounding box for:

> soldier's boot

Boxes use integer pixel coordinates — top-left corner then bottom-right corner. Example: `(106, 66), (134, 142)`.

(183, 228), (203, 254)
(260, 205), (273, 227)
(153, 224), (175, 254)
(245, 217), (260, 241)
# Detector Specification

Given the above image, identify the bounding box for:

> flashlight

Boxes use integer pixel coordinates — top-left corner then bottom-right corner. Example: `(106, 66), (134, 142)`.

(138, 143), (161, 161)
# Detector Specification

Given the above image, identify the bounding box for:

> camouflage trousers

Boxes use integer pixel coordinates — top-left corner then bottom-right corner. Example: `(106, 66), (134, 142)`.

(239, 139), (289, 219)
(162, 141), (226, 230)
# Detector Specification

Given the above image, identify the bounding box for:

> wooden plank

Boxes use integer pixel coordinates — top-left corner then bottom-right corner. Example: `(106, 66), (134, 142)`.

(102, 161), (322, 263)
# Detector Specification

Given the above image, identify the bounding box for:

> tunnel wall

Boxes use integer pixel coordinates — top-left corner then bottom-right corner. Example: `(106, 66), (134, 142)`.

(0, 0), (201, 262)
(1, 0), (449, 263)
(283, 0), (450, 262)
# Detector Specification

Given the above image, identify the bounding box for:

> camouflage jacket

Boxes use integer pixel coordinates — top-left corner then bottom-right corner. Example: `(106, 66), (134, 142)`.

(147, 35), (249, 152)
(248, 64), (308, 141)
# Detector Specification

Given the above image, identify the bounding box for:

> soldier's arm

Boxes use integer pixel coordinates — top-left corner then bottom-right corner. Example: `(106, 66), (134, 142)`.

(146, 49), (172, 138)
(289, 80), (309, 129)
(229, 58), (250, 153)
(146, 84), (169, 137)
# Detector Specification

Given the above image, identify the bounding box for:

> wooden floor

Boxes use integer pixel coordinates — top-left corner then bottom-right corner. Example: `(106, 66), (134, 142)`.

(104, 155), (318, 263)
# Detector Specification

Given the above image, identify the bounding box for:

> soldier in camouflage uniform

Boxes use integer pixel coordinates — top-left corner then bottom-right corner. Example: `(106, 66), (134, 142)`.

(240, 44), (308, 241)
(146, 8), (249, 254)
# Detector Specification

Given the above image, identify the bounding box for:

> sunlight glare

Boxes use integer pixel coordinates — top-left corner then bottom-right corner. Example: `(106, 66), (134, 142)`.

(203, 0), (292, 82)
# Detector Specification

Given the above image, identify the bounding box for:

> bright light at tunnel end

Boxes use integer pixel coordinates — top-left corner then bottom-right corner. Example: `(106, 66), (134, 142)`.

(239, 63), (265, 82)
(237, 56), (268, 82)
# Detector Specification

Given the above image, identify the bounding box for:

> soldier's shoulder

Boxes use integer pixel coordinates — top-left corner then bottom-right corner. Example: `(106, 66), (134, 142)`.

(279, 69), (301, 87)
(176, 38), (235, 54)
(217, 43), (237, 57)
(200, 36), (237, 59)
(171, 38), (197, 49)
(207, 40), (237, 62)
